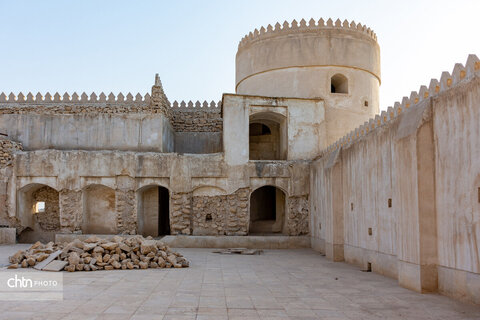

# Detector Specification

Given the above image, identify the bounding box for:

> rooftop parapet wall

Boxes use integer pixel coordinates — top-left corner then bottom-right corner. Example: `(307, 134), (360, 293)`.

(170, 100), (223, 132)
(319, 54), (480, 157)
(171, 100), (222, 113)
(0, 74), (172, 117)
(0, 91), (153, 114)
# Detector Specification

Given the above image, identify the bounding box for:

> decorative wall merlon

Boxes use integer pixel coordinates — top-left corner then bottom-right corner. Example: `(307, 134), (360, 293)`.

(171, 100), (222, 113)
(0, 91), (151, 104)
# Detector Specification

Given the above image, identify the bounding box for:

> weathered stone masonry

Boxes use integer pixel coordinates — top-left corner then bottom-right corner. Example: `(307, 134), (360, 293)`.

(192, 188), (249, 236)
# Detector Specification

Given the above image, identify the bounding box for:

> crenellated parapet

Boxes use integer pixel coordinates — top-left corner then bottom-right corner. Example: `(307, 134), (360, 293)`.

(170, 100), (223, 132)
(171, 100), (222, 113)
(0, 74), (172, 117)
(319, 54), (480, 157)
(238, 18), (377, 50)
(0, 91), (154, 115)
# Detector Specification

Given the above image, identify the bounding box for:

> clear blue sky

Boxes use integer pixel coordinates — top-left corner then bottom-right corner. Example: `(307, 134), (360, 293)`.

(1, 0), (479, 110)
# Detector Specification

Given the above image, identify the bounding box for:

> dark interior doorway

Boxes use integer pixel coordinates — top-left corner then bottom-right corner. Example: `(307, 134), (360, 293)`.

(249, 186), (285, 234)
(158, 186), (170, 236)
(137, 185), (170, 237)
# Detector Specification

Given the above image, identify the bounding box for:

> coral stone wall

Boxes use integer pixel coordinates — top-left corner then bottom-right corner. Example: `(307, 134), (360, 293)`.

(0, 138), (23, 167)
(286, 195), (309, 235)
(192, 188), (250, 236)
(59, 190), (82, 232)
(32, 186), (60, 231)
(171, 101), (223, 132)
(170, 193), (192, 235)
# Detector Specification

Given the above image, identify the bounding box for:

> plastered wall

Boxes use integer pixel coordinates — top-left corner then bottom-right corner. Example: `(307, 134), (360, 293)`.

(310, 70), (480, 303)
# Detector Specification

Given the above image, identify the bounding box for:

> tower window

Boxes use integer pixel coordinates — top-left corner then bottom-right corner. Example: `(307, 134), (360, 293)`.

(364, 100), (369, 107)
(331, 74), (348, 94)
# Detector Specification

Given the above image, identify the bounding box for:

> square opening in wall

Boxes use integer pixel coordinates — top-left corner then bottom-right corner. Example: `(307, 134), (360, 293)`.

(364, 100), (369, 107)
(34, 201), (45, 214)
(388, 198), (392, 208)
(367, 262), (372, 272)
(205, 213), (212, 221)
(368, 227), (373, 236)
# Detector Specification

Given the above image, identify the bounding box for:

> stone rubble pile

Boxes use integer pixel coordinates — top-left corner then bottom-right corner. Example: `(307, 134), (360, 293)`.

(8, 235), (189, 271)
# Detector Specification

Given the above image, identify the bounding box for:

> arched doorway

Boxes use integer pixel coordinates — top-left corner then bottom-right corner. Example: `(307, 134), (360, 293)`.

(83, 185), (117, 234)
(137, 185), (170, 237)
(249, 112), (287, 160)
(16, 184), (60, 243)
(249, 186), (286, 234)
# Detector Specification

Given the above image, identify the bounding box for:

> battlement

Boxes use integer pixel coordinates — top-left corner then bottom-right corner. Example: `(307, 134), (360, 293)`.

(320, 54), (480, 157)
(0, 91), (158, 115)
(0, 91), (151, 104)
(170, 100), (223, 133)
(238, 18), (377, 50)
(170, 100), (222, 113)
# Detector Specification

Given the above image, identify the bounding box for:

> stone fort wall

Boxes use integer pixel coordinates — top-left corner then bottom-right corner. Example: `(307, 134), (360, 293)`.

(310, 55), (480, 304)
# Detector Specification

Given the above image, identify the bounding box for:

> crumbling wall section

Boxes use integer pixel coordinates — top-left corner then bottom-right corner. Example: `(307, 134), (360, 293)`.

(286, 195), (309, 235)
(32, 186), (60, 231)
(115, 189), (136, 234)
(170, 192), (191, 235)
(0, 138), (23, 227)
(171, 101), (222, 132)
(192, 188), (249, 236)
(59, 190), (82, 233)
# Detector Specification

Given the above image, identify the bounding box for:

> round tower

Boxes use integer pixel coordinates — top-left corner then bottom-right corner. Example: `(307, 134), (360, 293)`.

(235, 18), (381, 143)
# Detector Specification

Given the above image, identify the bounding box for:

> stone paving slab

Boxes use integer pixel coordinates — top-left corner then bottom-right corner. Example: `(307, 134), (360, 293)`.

(0, 246), (479, 319)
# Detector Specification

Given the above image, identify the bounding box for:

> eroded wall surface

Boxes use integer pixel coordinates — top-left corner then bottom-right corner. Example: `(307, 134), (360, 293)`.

(6, 149), (310, 238)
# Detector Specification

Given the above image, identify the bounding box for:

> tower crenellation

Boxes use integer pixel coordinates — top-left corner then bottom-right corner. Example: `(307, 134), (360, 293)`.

(238, 18), (377, 49)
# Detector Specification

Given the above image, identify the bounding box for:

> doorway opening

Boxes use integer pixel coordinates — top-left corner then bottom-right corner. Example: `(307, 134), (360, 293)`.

(249, 186), (286, 234)
(137, 185), (170, 237)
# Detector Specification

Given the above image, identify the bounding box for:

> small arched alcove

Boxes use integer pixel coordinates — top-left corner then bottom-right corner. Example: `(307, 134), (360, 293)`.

(137, 185), (170, 237)
(249, 186), (286, 234)
(331, 74), (348, 94)
(249, 112), (287, 160)
(83, 184), (117, 234)
(16, 183), (60, 243)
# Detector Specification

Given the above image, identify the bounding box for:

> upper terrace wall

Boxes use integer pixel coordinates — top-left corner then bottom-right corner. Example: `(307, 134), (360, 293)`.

(223, 94), (327, 165)
(170, 100), (223, 154)
(0, 92), (174, 152)
(310, 55), (480, 304)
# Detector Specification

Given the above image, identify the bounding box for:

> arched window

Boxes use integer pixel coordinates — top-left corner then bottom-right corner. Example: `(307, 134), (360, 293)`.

(249, 112), (287, 160)
(331, 74), (348, 94)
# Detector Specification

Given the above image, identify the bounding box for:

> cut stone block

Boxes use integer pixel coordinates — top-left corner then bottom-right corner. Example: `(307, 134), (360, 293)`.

(34, 250), (62, 270)
(42, 260), (68, 272)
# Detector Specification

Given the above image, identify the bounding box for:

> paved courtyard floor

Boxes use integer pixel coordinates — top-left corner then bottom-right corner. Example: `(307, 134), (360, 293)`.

(0, 246), (479, 319)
